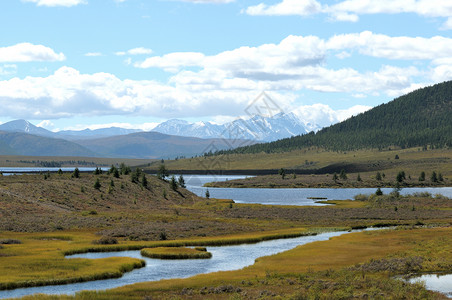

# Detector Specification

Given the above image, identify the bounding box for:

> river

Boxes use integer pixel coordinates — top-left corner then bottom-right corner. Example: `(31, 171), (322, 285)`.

(0, 230), (359, 299)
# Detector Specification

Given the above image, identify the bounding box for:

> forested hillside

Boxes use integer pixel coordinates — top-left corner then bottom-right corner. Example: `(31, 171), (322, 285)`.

(219, 81), (452, 154)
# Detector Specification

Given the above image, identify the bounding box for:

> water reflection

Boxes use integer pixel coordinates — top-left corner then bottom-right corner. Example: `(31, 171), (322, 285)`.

(409, 274), (452, 298)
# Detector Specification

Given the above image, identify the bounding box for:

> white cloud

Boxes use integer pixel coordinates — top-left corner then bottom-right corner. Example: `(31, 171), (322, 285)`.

(136, 52), (206, 72)
(37, 120), (54, 129)
(135, 32), (436, 97)
(85, 52), (103, 57)
(0, 66), (262, 119)
(178, 0), (235, 3)
(293, 104), (372, 127)
(245, 0), (322, 16)
(245, 0), (452, 28)
(22, 0), (87, 7)
(327, 31), (452, 60)
(0, 43), (66, 63)
(116, 47), (153, 56)
(0, 64), (17, 76)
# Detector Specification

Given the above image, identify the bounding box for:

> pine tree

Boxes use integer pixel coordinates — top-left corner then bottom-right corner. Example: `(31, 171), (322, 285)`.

(157, 164), (169, 180)
(419, 171), (425, 181)
(170, 175), (178, 191)
(431, 171), (438, 183)
(339, 169), (347, 180)
(376, 172), (382, 181)
(332, 172), (338, 182)
(94, 178), (101, 190)
(205, 189), (210, 199)
(396, 171), (406, 183)
(142, 173), (148, 188)
(72, 167), (80, 178)
(178, 175), (186, 188)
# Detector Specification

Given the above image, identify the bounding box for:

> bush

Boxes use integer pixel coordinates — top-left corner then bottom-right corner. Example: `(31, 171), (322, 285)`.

(94, 178), (101, 190)
(92, 237), (118, 245)
(375, 188), (383, 196)
(354, 194), (368, 201)
(0, 239), (22, 244)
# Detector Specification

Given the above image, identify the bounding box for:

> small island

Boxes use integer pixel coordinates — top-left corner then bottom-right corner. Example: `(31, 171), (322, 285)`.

(141, 247), (212, 259)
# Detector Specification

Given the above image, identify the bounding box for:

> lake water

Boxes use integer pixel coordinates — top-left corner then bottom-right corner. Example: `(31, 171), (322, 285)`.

(0, 167), (107, 176)
(181, 174), (452, 206)
(408, 274), (452, 298)
(0, 230), (355, 299)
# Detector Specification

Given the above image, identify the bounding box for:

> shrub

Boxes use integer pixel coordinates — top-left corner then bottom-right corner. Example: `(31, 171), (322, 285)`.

(159, 232), (167, 241)
(375, 188), (383, 196)
(94, 178), (101, 190)
(0, 239), (21, 244)
(354, 194), (368, 201)
(92, 237), (118, 245)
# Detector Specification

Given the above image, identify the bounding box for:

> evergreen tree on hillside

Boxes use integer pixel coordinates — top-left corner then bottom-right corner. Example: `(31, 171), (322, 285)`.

(213, 81), (452, 154)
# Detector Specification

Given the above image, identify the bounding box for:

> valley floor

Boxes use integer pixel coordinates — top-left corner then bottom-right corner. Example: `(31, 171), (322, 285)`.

(0, 172), (451, 299)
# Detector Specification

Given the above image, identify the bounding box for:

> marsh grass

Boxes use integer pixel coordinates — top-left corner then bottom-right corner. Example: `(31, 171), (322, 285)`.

(36, 227), (450, 300)
(0, 231), (146, 290)
(140, 247), (212, 259)
(63, 229), (316, 256)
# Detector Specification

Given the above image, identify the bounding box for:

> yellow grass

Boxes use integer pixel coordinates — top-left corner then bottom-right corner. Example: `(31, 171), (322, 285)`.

(42, 226), (449, 300)
(147, 147), (452, 179)
(0, 227), (313, 290)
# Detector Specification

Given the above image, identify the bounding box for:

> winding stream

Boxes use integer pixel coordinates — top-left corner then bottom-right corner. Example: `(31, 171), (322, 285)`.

(1, 230), (355, 299)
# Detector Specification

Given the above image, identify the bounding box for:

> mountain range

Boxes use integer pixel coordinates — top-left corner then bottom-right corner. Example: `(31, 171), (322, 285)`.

(0, 112), (320, 143)
(0, 113), (319, 158)
(152, 112), (320, 142)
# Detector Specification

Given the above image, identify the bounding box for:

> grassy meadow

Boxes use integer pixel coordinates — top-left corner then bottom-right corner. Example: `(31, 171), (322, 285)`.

(0, 164), (451, 299)
(146, 147), (452, 184)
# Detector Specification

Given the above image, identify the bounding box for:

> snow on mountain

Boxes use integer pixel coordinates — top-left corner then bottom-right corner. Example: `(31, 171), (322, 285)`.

(152, 113), (320, 142)
(0, 119), (55, 137)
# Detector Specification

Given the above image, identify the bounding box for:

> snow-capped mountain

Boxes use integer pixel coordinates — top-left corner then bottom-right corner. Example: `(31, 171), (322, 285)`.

(152, 112), (320, 142)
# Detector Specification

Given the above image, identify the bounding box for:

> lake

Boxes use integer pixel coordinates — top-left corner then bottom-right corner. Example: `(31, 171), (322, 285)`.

(0, 230), (359, 299)
(181, 174), (452, 206)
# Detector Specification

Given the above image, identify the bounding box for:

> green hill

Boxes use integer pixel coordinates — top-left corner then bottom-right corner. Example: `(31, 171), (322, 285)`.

(220, 81), (452, 154)
(0, 131), (97, 157)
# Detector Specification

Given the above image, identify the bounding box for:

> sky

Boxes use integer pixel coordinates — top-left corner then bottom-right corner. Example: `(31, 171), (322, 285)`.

(0, 0), (451, 132)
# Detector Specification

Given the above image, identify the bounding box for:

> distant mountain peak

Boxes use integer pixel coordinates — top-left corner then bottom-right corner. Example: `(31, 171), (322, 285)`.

(152, 112), (320, 142)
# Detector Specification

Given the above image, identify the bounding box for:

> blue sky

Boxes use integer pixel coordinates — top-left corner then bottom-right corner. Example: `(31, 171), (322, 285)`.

(0, 0), (451, 131)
